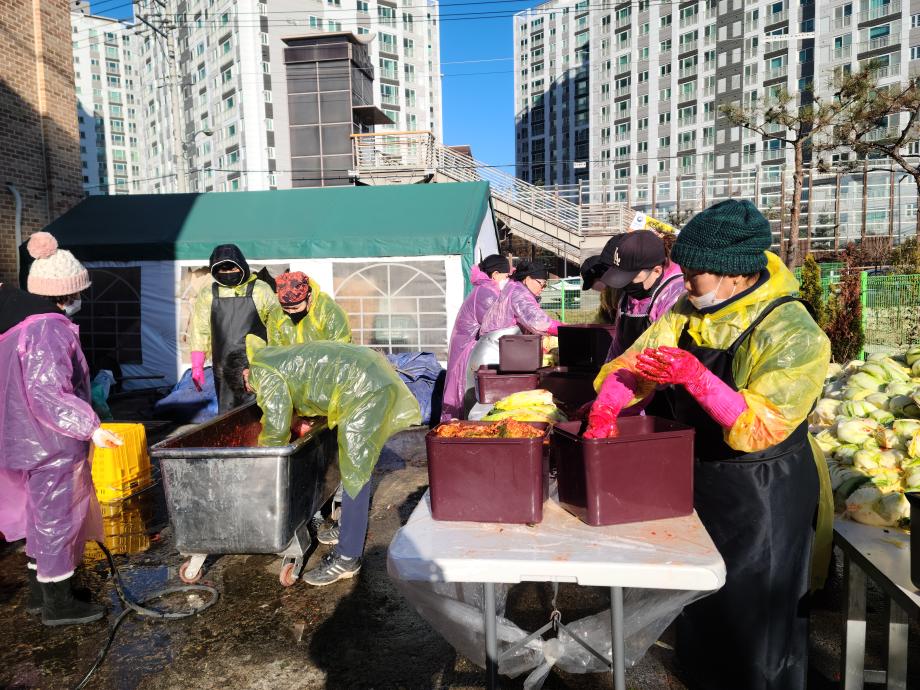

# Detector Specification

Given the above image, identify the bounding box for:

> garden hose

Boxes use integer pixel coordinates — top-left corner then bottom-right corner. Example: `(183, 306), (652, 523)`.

(72, 541), (220, 690)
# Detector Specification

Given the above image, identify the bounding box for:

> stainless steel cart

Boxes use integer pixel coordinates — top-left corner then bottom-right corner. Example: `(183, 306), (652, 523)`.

(151, 402), (340, 586)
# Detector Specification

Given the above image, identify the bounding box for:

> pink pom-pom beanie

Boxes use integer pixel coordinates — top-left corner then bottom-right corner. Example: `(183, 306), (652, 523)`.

(26, 231), (91, 297)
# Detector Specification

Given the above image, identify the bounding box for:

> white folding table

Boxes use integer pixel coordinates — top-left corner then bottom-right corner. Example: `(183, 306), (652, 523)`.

(388, 492), (726, 690)
(834, 519), (920, 689)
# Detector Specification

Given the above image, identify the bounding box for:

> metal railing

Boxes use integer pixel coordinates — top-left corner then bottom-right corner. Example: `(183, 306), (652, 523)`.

(858, 0), (900, 23)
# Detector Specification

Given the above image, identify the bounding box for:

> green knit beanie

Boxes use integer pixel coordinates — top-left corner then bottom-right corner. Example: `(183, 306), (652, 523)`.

(671, 199), (772, 275)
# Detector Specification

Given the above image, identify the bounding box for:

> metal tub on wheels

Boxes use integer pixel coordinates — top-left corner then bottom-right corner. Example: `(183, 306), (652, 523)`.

(150, 402), (340, 587)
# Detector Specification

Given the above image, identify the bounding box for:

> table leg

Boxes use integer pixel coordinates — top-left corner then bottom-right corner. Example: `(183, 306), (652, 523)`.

(483, 582), (498, 690)
(887, 598), (908, 690)
(609, 586), (626, 690)
(841, 554), (867, 690)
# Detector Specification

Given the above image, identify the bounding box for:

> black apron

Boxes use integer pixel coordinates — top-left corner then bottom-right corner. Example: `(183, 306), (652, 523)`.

(210, 281), (266, 413)
(672, 297), (818, 690)
(617, 274), (683, 418)
(615, 274), (683, 352)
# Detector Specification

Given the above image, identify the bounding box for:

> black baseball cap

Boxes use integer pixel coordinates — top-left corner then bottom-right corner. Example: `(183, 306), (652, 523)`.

(599, 230), (666, 288)
(579, 255), (607, 291)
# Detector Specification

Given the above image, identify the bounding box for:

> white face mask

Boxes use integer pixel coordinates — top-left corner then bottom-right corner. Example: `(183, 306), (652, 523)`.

(688, 276), (729, 310)
(62, 298), (82, 317)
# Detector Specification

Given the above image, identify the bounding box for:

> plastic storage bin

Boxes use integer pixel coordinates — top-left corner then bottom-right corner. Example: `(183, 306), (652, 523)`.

(498, 334), (543, 373)
(550, 417), (694, 526)
(557, 324), (618, 370)
(90, 422), (153, 503)
(537, 366), (598, 413)
(476, 365), (541, 404)
(427, 421), (549, 523)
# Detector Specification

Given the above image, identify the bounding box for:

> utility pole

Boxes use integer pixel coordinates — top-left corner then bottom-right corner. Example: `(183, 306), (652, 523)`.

(135, 0), (187, 192)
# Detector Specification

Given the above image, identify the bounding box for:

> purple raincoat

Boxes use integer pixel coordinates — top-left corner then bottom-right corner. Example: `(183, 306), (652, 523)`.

(0, 313), (102, 579)
(441, 266), (501, 421)
(480, 280), (560, 336)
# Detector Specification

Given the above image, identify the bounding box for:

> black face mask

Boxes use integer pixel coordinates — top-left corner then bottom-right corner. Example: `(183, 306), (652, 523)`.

(215, 270), (244, 287)
(622, 271), (663, 300)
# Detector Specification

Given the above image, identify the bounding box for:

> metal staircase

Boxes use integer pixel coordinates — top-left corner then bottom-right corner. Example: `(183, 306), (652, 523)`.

(350, 132), (632, 263)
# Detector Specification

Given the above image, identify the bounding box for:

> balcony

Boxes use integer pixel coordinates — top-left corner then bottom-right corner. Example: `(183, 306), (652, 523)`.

(616, 14), (631, 28)
(679, 66), (698, 78)
(678, 115), (697, 127)
(679, 14), (699, 28)
(858, 1), (900, 23)
(679, 40), (698, 53)
(765, 9), (788, 25)
(615, 86), (631, 97)
(834, 16), (852, 30)
(702, 136), (715, 147)
(744, 20), (759, 32)
(864, 126), (900, 141)
(763, 147), (786, 161)
(867, 35), (892, 51)
(832, 45), (853, 60)
(764, 66), (788, 80)
(744, 73), (760, 86)
(744, 47), (758, 60)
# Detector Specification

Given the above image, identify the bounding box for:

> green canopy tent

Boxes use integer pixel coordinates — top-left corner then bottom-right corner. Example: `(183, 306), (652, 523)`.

(35, 182), (498, 386)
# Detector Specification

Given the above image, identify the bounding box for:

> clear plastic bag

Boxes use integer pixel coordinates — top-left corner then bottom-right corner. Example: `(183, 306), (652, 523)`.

(388, 554), (707, 688)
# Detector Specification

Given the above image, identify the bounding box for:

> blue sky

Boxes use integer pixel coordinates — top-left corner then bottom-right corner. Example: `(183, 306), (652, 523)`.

(91, 0), (533, 169)
(439, 1), (534, 169)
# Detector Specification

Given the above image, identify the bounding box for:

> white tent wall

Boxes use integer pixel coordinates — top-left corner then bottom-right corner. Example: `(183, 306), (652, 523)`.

(80, 218), (493, 389)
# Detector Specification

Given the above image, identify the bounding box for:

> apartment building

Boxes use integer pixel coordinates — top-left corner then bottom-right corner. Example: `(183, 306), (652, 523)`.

(515, 0), (920, 193)
(134, 0), (442, 193)
(71, 8), (144, 195)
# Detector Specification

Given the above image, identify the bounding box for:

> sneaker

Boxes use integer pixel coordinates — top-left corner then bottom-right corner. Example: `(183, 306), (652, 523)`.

(301, 551), (361, 587)
(316, 522), (340, 546)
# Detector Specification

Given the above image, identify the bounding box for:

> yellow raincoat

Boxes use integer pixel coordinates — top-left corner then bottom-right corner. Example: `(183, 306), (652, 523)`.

(246, 336), (421, 498)
(188, 275), (285, 355)
(267, 277), (352, 346)
(595, 251), (833, 589)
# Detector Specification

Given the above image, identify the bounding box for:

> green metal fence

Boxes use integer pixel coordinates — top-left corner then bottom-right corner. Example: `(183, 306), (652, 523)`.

(547, 271), (920, 357)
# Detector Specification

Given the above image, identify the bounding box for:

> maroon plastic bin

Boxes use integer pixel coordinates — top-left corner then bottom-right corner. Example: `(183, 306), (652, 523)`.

(557, 324), (619, 371)
(476, 366), (541, 404)
(550, 417), (694, 526)
(498, 334), (543, 373)
(537, 366), (598, 414)
(427, 422), (549, 523)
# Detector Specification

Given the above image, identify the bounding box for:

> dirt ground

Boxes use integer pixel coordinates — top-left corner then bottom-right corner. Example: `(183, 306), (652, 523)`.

(1, 421), (918, 690)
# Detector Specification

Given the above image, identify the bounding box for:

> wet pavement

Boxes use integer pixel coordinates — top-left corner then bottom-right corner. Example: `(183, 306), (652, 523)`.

(1, 423), (919, 689)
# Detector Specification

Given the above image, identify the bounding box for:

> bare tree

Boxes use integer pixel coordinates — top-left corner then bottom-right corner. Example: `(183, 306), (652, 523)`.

(829, 76), (920, 237)
(720, 76), (869, 268)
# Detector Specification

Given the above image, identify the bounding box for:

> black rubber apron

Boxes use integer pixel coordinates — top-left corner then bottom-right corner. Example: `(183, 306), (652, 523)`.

(617, 274), (682, 418)
(210, 281), (266, 412)
(672, 296), (818, 690)
(615, 274), (683, 352)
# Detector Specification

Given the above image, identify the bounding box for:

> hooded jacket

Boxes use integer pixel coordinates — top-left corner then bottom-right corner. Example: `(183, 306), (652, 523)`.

(188, 246), (285, 355)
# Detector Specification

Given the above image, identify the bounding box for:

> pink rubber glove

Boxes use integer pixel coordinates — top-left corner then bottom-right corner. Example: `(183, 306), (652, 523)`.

(636, 346), (748, 429)
(584, 369), (639, 439)
(191, 351), (206, 392)
(545, 320), (562, 336)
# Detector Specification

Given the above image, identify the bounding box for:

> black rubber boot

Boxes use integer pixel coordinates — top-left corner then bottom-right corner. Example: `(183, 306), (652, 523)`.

(40, 578), (104, 626)
(25, 564), (42, 615)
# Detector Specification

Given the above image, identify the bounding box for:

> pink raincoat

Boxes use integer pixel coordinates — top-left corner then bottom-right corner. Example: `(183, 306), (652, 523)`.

(441, 266), (501, 421)
(0, 313), (102, 579)
(480, 280), (561, 336)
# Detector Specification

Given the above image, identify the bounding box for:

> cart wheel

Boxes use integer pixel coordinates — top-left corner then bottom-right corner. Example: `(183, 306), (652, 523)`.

(279, 562), (298, 587)
(179, 559), (203, 584)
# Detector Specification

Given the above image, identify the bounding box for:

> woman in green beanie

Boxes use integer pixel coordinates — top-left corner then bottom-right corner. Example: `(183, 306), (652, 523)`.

(587, 199), (832, 690)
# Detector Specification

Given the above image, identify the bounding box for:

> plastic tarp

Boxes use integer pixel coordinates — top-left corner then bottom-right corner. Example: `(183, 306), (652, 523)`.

(153, 367), (218, 424)
(385, 352), (445, 425)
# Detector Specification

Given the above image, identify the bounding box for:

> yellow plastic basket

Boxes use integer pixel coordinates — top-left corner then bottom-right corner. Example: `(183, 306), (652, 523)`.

(90, 423), (153, 503)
